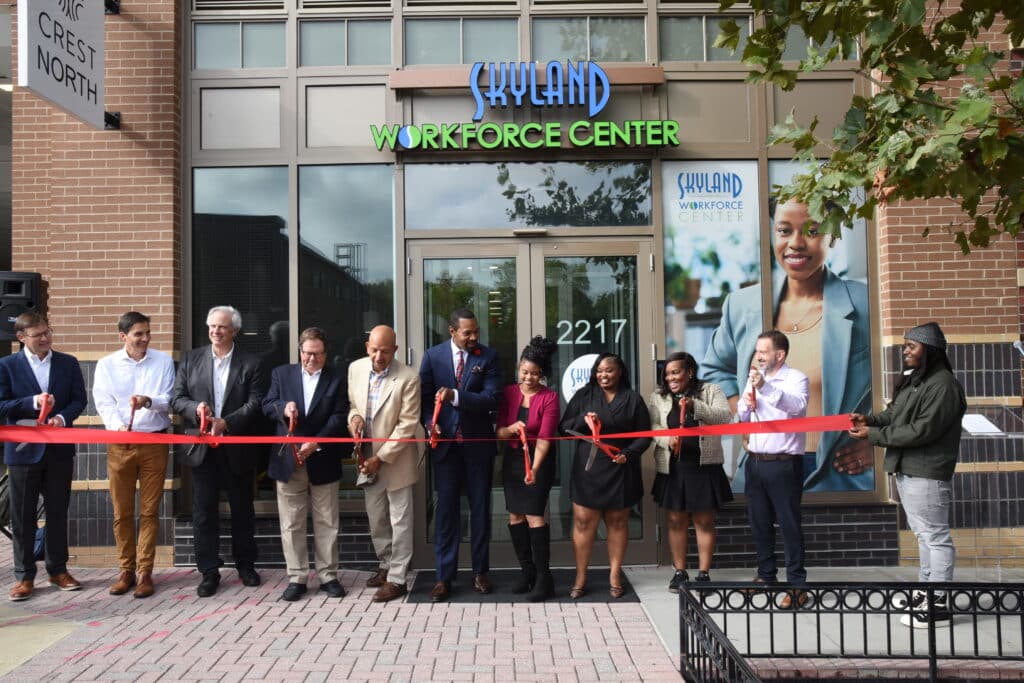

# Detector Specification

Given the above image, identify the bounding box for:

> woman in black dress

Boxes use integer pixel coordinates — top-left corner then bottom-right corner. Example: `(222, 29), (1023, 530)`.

(495, 337), (560, 601)
(559, 352), (652, 599)
(649, 351), (733, 591)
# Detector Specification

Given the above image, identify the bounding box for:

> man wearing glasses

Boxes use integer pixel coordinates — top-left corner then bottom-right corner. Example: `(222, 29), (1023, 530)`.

(0, 313), (87, 602)
(262, 327), (351, 601)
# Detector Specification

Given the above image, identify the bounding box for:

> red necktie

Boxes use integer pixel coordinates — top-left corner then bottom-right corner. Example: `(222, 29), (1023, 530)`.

(455, 351), (465, 389)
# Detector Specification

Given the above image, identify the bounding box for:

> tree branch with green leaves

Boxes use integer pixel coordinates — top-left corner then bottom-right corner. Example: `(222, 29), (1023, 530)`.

(716, 0), (1024, 252)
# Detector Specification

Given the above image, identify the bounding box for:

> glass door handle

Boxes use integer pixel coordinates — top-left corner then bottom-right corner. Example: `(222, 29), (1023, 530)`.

(407, 348), (414, 365)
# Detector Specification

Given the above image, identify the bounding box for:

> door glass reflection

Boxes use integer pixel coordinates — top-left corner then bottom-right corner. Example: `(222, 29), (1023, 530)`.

(422, 258), (517, 545)
(544, 255), (641, 540)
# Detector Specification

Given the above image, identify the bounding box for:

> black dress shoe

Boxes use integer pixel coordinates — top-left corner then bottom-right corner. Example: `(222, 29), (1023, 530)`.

(472, 573), (492, 594)
(319, 579), (346, 598)
(281, 583), (307, 602)
(238, 565), (261, 587)
(430, 581), (451, 602)
(197, 571), (220, 598)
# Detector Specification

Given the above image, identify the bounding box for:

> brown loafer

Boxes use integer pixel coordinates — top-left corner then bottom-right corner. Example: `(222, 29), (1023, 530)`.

(373, 582), (408, 603)
(780, 589), (809, 610)
(430, 581), (450, 603)
(365, 568), (388, 588)
(134, 572), (154, 599)
(9, 580), (33, 602)
(49, 572), (82, 591)
(109, 570), (136, 595)
(472, 573), (491, 594)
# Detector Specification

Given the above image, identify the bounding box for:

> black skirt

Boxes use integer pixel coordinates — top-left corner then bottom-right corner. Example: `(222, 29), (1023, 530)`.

(503, 405), (554, 515)
(652, 454), (734, 513)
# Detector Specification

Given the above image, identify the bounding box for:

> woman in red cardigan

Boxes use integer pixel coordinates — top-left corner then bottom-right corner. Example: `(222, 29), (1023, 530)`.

(495, 336), (560, 602)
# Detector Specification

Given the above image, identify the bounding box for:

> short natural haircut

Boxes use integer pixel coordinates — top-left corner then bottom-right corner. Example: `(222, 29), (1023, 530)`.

(298, 327), (327, 347)
(207, 305), (242, 331)
(14, 311), (48, 334)
(757, 329), (789, 355)
(448, 308), (476, 330)
(118, 311), (150, 334)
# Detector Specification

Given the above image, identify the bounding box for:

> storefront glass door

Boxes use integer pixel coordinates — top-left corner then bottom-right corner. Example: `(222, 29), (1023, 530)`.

(408, 238), (657, 569)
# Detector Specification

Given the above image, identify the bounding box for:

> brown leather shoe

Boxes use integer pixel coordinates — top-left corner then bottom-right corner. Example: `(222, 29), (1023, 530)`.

(8, 580), (33, 602)
(49, 572), (82, 591)
(780, 589), (809, 610)
(373, 582), (408, 603)
(109, 570), (136, 595)
(472, 573), (491, 594)
(430, 581), (450, 603)
(365, 568), (388, 588)
(133, 573), (154, 599)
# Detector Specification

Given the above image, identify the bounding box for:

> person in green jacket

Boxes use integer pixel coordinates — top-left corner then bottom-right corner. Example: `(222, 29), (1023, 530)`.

(849, 322), (966, 629)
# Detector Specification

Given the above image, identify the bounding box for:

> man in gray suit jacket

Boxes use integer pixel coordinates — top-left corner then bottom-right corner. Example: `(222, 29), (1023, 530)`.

(348, 325), (422, 603)
(171, 306), (267, 597)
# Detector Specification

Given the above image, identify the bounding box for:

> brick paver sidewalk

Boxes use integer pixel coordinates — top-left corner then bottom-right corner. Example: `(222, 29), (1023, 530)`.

(0, 556), (681, 682)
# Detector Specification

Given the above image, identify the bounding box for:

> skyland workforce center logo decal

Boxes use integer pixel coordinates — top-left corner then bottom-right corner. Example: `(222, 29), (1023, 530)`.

(371, 61), (681, 152)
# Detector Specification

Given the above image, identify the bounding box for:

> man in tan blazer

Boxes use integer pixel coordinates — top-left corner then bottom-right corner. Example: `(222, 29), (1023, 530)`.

(348, 325), (422, 603)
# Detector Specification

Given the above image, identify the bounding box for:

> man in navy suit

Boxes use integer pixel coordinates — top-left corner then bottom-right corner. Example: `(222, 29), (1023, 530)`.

(0, 312), (87, 602)
(171, 306), (267, 597)
(419, 308), (501, 602)
(262, 327), (351, 602)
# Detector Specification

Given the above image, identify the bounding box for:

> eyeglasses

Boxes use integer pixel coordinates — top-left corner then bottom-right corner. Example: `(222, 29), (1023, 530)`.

(299, 349), (325, 358)
(21, 328), (53, 339)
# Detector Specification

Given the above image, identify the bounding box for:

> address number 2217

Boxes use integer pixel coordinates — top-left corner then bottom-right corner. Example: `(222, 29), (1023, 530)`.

(556, 319), (627, 345)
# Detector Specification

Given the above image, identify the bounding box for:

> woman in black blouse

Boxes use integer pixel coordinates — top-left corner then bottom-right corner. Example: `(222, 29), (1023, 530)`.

(559, 352), (652, 599)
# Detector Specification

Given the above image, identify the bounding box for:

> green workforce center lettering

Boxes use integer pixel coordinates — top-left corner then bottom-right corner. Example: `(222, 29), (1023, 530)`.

(371, 120), (680, 151)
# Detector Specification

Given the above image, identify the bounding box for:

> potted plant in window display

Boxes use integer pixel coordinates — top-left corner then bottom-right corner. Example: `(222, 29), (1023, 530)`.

(665, 262), (703, 311)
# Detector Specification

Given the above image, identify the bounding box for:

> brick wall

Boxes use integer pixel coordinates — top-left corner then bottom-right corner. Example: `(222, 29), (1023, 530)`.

(10, 1), (181, 357)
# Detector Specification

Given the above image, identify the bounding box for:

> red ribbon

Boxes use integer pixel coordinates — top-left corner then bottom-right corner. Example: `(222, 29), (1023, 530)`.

(429, 394), (443, 449)
(519, 429), (534, 484)
(0, 414), (855, 447)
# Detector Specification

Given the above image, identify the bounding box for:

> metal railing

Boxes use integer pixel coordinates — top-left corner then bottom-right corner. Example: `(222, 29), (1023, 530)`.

(680, 581), (1024, 683)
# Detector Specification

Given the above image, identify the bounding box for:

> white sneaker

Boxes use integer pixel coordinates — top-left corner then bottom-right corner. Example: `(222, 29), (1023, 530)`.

(900, 595), (951, 628)
(891, 589), (926, 611)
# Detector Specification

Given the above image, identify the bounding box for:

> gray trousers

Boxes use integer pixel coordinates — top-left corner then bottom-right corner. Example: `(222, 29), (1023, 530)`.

(896, 473), (955, 583)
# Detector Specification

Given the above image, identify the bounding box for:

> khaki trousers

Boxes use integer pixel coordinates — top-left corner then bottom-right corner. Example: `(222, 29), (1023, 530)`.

(364, 483), (414, 584)
(276, 467), (339, 584)
(107, 442), (169, 574)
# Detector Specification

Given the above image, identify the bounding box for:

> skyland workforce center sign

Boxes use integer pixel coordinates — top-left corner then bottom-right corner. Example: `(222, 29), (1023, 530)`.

(371, 61), (680, 151)
(18, 0), (105, 129)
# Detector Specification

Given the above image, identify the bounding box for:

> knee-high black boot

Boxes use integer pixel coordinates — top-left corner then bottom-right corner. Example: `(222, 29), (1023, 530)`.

(509, 522), (535, 593)
(527, 524), (553, 602)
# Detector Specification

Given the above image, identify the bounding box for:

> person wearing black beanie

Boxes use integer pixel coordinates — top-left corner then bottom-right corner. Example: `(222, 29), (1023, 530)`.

(849, 322), (965, 629)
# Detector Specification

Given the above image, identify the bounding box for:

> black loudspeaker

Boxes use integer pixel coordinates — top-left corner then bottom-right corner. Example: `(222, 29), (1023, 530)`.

(0, 272), (43, 341)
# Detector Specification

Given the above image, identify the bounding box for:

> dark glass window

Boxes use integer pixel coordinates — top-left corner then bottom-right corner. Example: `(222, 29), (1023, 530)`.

(298, 165), (395, 370)
(405, 161), (652, 230)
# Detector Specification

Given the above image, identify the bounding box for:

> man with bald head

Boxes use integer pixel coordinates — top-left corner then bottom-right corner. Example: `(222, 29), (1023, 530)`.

(348, 325), (423, 602)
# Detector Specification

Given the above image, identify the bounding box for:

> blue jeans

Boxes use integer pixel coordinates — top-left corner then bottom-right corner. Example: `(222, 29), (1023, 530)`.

(744, 456), (806, 585)
(895, 473), (955, 583)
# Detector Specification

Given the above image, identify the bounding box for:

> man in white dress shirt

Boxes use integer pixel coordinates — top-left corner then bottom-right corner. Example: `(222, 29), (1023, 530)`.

(93, 312), (175, 599)
(737, 330), (810, 608)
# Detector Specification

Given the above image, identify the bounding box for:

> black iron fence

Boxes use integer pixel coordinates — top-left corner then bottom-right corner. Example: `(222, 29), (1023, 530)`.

(680, 581), (1024, 683)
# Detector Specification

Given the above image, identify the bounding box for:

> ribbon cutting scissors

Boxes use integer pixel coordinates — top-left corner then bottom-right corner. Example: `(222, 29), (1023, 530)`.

(429, 394), (443, 450)
(127, 400), (138, 432)
(281, 414), (301, 466)
(198, 405), (218, 447)
(15, 393), (52, 451)
(518, 429), (534, 484)
(564, 415), (621, 471)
